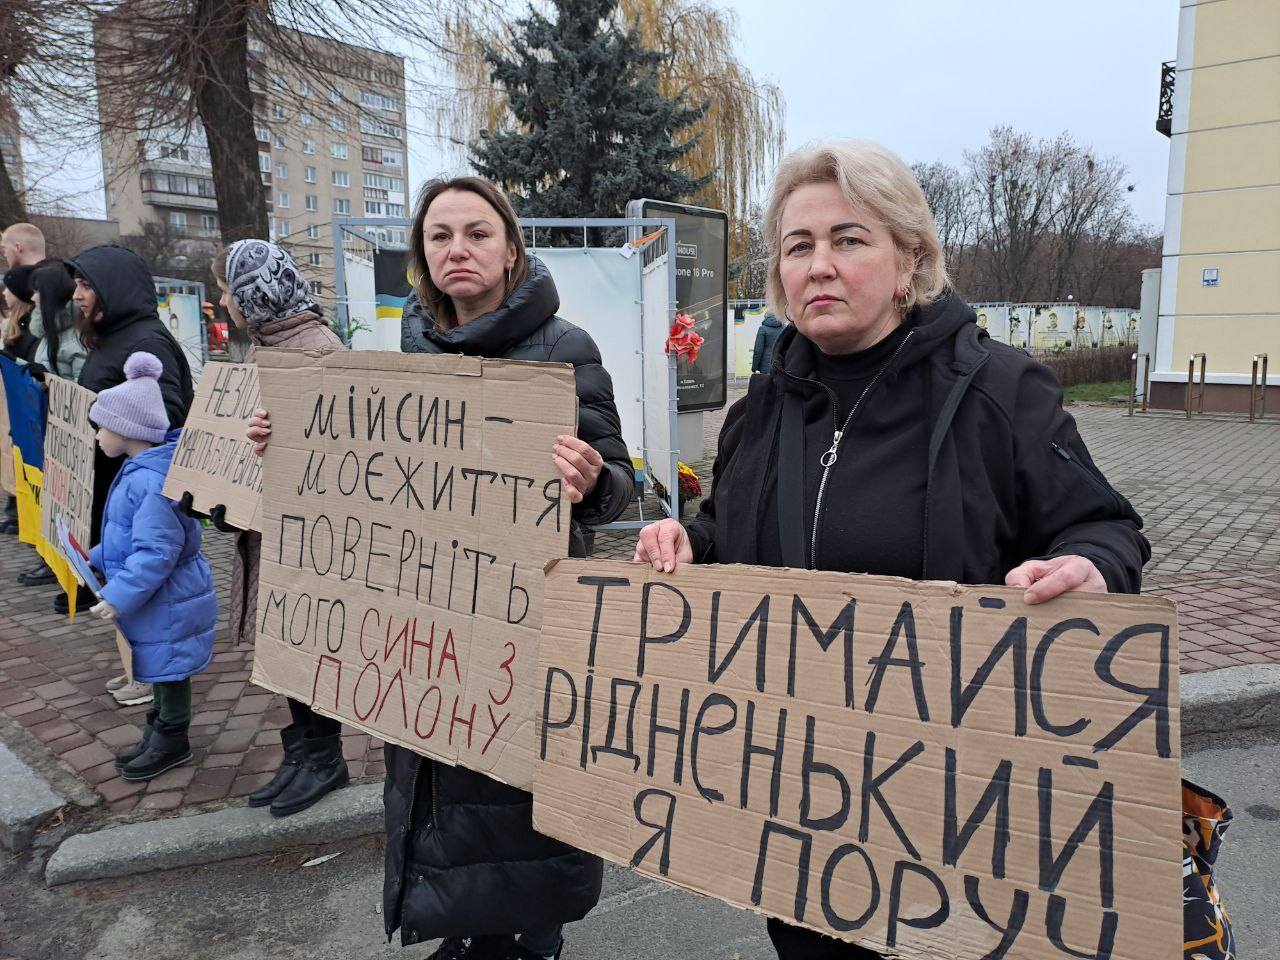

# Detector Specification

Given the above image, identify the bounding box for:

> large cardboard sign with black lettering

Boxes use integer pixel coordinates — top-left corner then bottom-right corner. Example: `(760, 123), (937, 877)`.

(41, 376), (96, 547)
(535, 560), (1182, 959)
(251, 349), (576, 790)
(163, 362), (263, 531)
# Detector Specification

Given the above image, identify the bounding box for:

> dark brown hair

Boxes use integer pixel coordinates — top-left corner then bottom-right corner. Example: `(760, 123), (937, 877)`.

(408, 176), (528, 330)
(1, 286), (32, 347)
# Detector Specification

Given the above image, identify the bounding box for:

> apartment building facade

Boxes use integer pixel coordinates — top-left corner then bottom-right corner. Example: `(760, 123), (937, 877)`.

(98, 29), (409, 302)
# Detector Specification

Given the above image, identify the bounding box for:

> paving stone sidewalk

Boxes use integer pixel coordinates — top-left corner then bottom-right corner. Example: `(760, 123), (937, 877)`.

(1, 391), (1277, 819)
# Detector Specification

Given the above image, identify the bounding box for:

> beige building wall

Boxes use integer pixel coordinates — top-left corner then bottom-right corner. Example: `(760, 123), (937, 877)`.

(1154, 0), (1280, 408)
(98, 30), (408, 310)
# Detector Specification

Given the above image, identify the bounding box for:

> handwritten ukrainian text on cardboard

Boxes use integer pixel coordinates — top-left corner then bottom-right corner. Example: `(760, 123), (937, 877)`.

(41, 376), (96, 547)
(251, 350), (575, 789)
(163, 362), (263, 531)
(535, 560), (1182, 959)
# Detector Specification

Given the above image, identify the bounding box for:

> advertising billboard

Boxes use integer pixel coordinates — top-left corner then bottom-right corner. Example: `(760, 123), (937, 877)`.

(628, 199), (728, 412)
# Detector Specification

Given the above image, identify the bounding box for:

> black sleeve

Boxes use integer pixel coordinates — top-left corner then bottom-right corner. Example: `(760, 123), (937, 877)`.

(683, 395), (748, 564)
(548, 326), (635, 526)
(1012, 363), (1150, 594)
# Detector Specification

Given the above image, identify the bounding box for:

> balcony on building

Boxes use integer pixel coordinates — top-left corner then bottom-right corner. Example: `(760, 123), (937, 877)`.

(1156, 60), (1175, 137)
(140, 167), (219, 211)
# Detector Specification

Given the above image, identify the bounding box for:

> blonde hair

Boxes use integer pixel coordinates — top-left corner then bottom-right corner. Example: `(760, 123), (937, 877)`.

(763, 140), (949, 320)
(1, 223), (46, 259)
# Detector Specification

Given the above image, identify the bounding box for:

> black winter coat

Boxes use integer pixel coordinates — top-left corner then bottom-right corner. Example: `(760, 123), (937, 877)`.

(67, 244), (194, 544)
(751, 313), (784, 373)
(384, 256), (633, 945)
(686, 290), (1150, 590)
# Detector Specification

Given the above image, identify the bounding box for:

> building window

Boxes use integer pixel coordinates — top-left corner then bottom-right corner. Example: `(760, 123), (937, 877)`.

(302, 166), (315, 183)
(331, 170), (349, 188)
(333, 198), (350, 215)
(365, 201), (384, 216)
(300, 110), (314, 126)
(254, 124), (270, 143)
(299, 79), (312, 97)
(275, 217), (289, 237)
(274, 133), (287, 149)
(169, 211), (188, 230)
(108, 188), (117, 206)
(305, 194), (318, 212)
(106, 158), (116, 176)
(308, 253), (322, 267)
(275, 162), (288, 180)
(271, 103), (286, 121)
(309, 280), (323, 294)
(359, 117), (402, 140)
(362, 145), (381, 164)
(277, 190), (290, 208)
(363, 172), (404, 193)
(328, 84), (343, 104)
(270, 72), (285, 91)
(380, 149), (403, 168)
(302, 138), (315, 155)
(306, 224), (320, 239)
(387, 203), (405, 218)
(258, 152), (272, 172)
(330, 142), (348, 160)
(328, 114), (347, 133)
(360, 90), (402, 112)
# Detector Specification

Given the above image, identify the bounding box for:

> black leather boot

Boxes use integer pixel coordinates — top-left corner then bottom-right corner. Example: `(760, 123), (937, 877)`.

(120, 730), (192, 781)
(269, 733), (349, 817)
(248, 724), (306, 808)
(115, 710), (157, 769)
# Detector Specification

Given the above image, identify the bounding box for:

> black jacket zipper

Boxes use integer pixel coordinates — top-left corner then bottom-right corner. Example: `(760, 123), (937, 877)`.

(1050, 441), (1122, 511)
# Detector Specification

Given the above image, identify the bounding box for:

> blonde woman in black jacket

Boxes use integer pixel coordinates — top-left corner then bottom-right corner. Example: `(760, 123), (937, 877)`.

(635, 141), (1149, 960)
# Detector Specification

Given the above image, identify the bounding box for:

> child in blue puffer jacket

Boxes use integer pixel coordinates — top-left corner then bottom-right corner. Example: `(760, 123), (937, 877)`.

(88, 351), (217, 781)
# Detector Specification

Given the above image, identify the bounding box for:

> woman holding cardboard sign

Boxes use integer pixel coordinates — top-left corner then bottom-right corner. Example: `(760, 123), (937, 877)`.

(247, 176), (633, 960)
(633, 140), (1150, 959)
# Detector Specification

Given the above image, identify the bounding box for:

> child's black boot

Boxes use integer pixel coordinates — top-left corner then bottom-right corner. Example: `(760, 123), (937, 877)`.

(115, 709), (157, 769)
(120, 730), (192, 781)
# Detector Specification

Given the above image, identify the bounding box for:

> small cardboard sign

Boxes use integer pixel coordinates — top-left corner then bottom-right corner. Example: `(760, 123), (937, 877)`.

(0, 371), (15, 496)
(40, 376), (96, 549)
(163, 361), (263, 531)
(534, 560), (1183, 959)
(251, 349), (576, 790)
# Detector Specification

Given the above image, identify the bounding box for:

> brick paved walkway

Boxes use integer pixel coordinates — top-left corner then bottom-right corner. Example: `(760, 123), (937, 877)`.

(1, 391), (1277, 819)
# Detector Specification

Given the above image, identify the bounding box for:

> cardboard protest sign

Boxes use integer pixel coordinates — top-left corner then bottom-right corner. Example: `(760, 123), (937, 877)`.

(0, 371), (14, 495)
(251, 349), (576, 790)
(163, 361), (263, 531)
(40, 376), (96, 550)
(535, 560), (1182, 959)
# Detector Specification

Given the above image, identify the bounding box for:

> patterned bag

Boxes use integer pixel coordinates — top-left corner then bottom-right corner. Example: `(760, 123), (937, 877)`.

(1182, 779), (1236, 959)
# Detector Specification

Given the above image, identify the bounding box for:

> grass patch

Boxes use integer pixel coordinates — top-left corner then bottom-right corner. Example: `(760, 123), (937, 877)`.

(1063, 380), (1130, 404)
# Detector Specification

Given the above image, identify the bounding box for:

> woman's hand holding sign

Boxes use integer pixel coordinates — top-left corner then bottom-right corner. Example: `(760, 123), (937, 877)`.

(1005, 554), (1107, 604)
(633, 518), (693, 573)
(553, 434), (603, 504)
(247, 408), (272, 456)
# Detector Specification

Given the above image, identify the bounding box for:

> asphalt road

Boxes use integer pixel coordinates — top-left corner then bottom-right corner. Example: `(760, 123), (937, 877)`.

(1, 732), (1275, 960)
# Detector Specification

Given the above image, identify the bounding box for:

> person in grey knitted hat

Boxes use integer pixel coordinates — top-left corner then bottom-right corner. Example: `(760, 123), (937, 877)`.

(86, 350), (217, 781)
(88, 351), (171, 444)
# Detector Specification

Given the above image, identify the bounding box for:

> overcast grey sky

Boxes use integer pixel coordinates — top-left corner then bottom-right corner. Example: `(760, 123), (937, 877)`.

(31, 0), (1179, 229)
(722, 0), (1179, 227)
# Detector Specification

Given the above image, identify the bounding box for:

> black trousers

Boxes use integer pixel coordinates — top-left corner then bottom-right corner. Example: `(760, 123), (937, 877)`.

(286, 697), (341, 739)
(766, 918), (883, 959)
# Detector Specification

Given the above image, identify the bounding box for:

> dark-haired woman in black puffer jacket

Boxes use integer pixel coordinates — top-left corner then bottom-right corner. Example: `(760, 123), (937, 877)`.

(247, 176), (633, 960)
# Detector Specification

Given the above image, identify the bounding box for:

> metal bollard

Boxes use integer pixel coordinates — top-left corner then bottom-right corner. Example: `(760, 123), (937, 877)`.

(1250, 354), (1268, 421)
(1186, 353), (1207, 419)
(1128, 352), (1150, 417)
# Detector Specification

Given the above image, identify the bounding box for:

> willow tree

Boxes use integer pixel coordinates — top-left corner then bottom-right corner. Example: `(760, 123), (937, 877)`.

(436, 0), (785, 293)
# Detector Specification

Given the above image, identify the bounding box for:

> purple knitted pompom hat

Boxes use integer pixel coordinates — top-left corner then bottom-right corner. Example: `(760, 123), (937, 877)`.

(88, 352), (170, 443)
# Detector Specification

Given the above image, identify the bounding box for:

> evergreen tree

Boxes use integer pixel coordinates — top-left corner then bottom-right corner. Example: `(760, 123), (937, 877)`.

(470, 0), (710, 219)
